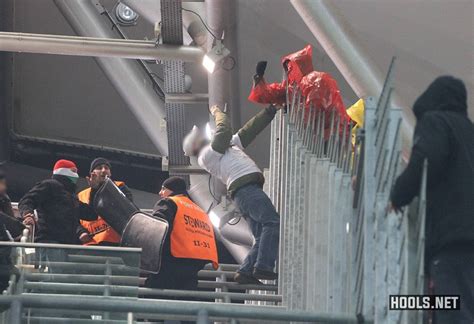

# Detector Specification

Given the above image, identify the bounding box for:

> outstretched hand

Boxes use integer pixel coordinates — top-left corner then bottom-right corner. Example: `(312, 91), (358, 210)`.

(209, 105), (221, 116)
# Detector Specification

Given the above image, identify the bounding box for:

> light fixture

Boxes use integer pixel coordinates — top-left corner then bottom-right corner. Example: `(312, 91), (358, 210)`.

(115, 3), (139, 25)
(202, 39), (230, 73)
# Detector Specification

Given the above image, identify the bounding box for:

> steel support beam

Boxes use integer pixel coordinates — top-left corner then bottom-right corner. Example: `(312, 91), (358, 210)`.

(53, 0), (170, 155)
(160, 0), (189, 169)
(0, 32), (204, 62)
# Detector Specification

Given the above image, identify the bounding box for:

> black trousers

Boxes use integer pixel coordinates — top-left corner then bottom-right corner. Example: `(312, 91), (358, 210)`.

(145, 265), (200, 291)
(144, 263), (204, 324)
(428, 247), (474, 324)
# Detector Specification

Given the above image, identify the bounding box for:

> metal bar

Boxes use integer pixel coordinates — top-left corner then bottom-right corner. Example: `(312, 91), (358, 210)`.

(22, 317), (127, 324)
(22, 262), (138, 275)
(0, 31), (203, 62)
(24, 273), (141, 286)
(165, 93), (209, 104)
(0, 294), (361, 323)
(67, 254), (124, 264)
(22, 282), (282, 302)
(0, 242), (141, 253)
(203, 263), (240, 271)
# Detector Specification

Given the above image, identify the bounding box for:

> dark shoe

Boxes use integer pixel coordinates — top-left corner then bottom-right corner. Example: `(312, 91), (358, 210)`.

(234, 272), (263, 285)
(253, 268), (278, 280)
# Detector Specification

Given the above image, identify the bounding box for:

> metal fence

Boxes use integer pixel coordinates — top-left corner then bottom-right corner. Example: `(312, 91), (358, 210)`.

(266, 59), (426, 323)
(0, 241), (360, 323)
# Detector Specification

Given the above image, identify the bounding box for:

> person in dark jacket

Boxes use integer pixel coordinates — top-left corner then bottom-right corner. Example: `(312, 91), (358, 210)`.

(146, 177), (218, 292)
(0, 170), (24, 240)
(390, 76), (474, 324)
(0, 170), (22, 293)
(77, 157), (133, 246)
(19, 159), (97, 245)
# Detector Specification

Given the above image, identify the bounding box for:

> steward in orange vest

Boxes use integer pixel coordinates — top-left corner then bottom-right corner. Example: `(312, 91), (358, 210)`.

(77, 158), (133, 246)
(145, 176), (218, 291)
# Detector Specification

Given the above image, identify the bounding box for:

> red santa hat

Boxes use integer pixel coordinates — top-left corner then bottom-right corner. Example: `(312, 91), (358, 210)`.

(53, 159), (79, 179)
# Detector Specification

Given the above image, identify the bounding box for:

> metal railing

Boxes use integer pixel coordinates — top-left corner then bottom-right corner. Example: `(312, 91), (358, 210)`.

(266, 58), (426, 323)
(0, 241), (357, 323)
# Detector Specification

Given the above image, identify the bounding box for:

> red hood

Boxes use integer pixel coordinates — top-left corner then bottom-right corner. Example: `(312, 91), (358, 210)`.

(281, 44), (314, 84)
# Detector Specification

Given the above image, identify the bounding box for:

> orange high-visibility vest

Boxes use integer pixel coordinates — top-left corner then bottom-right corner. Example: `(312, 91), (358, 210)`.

(168, 195), (218, 267)
(78, 181), (124, 245)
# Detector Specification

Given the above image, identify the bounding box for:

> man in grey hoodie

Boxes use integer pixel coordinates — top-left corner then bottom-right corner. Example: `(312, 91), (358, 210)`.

(183, 104), (282, 284)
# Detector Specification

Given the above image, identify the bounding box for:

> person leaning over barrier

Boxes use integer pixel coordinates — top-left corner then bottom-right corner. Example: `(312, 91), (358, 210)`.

(146, 176), (218, 291)
(77, 157), (133, 246)
(389, 76), (474, 324)
(183, 104), (282, 284)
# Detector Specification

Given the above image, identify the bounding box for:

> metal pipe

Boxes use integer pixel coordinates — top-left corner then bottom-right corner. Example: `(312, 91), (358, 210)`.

(54, 0), (170, 155)
(23, 282), (282, 302)
(197, 281), (278, 292)
(0, 241), (140, 253)
(206, 0), (240, 127)
(290, 0), (413, 136)
(0, 32), (203, 62)
(25, 273), (140, 286)
(0, 294), (360, 323)
(189, 0), (249, 265)
(165, 93), (209, 104)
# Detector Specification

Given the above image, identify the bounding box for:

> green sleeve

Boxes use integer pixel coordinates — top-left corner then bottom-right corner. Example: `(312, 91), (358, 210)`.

(237, 105), (277, 148)
(210, 110), (233, 154)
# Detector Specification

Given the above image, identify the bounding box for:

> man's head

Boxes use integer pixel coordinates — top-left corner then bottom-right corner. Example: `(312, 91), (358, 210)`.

(183, 126), (208, 157)
(0, 170), (7, 195)
(159, 176), (187, 198)
(89, 157), (112, 185)
(53, 159), (79, 184)
(413, 76), (467, 120)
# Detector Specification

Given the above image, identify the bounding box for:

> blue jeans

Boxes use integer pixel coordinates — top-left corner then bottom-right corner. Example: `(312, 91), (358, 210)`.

(233, 184), (280, 273)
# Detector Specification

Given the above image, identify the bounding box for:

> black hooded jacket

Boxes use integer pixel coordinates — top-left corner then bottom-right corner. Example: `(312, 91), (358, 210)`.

(390, 76), (474, 259)
(18, 175), (97, 244)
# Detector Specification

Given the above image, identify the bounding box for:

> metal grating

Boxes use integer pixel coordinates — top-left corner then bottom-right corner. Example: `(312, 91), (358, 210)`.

(160, 0), (189, 169)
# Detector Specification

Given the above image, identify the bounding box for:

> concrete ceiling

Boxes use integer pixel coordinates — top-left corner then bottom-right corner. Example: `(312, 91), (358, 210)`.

(4, 0), (473, 169)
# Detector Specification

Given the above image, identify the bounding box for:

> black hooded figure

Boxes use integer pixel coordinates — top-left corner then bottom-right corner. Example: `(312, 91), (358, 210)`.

(390, 76), (474, 323)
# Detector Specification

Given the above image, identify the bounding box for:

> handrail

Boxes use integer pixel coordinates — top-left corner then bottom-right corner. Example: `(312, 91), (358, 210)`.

(0, 241), (141, 253)
(0, 294), (362, 323)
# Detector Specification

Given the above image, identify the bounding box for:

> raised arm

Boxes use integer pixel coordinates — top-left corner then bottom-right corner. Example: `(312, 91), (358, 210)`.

(210, 106), (233, 154)
(237, 105), (278, 148)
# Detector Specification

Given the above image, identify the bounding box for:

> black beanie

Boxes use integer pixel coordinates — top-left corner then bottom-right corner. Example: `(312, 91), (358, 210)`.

(90, 157), (111, 174)
(162, 176), (187, 195)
